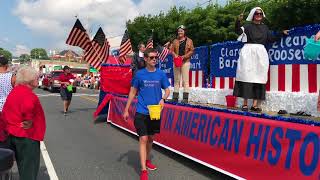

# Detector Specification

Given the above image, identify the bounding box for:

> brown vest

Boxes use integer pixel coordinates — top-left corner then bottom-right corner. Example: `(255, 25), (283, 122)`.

(171, 37), (194, 61)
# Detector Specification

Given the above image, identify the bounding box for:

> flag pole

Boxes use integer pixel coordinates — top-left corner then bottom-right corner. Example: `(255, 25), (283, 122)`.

(151, 29), (154, 48)
(86, 15), (92, 73)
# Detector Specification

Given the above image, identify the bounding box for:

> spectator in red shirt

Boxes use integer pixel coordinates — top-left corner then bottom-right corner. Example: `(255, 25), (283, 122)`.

(59, 66), (75, 115)
(2, 66), (46, 180)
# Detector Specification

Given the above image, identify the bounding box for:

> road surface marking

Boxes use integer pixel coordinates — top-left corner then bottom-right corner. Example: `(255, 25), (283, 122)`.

(80, 96), (98, 103)
(40, 141), (59, 180)
(37, 93), (99, 97)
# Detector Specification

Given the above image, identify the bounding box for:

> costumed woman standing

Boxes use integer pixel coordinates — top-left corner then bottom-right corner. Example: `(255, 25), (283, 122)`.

(233, 7), (288, 112)
(170, 25), (194, 103)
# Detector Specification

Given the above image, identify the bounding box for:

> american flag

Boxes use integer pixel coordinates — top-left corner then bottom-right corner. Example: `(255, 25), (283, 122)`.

(156, 45), (170, 61)
(84, 27), (109, 69)
(146, 37), (153, 48)
(119, 30), (133, 64)
(66, 19), (91, 51)
(97, 40), (110, 69)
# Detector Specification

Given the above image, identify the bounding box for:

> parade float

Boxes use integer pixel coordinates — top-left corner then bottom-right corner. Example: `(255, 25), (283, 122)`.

(96, 24), (320, 180)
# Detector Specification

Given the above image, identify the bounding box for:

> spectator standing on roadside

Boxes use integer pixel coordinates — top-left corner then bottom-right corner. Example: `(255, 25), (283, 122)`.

(2, 66), (46, 180)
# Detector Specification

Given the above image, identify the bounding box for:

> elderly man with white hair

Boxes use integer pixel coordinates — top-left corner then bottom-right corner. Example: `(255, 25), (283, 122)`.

(2, 66), (46, 180)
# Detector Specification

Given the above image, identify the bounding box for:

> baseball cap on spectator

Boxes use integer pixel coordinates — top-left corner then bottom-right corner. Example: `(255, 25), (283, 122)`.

(63, 66), (70, 71)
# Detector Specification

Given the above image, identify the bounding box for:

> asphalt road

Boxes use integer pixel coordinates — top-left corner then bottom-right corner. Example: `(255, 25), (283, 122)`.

(22, 87), (235, 180)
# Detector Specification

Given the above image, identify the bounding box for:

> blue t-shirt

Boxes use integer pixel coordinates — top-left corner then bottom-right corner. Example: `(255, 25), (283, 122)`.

(132, 68), (170, 115)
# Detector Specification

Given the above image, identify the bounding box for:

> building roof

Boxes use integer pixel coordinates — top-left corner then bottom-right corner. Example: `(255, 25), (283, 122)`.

(59, 50), (80, 57)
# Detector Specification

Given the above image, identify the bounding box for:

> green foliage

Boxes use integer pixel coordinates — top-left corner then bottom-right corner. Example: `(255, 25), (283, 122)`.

(30, 48), (49, 59)
(126, 0), (320, 48)
(0, 48), (12, 61)
(127, 6), (189, 51)
(19, 54), (31, 63)
(265, 0), (320, 30)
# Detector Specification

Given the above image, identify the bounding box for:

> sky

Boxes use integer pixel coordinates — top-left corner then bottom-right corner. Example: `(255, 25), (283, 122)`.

(0, 0), (226, 56)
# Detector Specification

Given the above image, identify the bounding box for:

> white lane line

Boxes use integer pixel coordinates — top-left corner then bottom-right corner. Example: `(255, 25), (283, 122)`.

(36, 94), (59, 97)
(36, 93), (99, 97)
(40, 141), (59, 180)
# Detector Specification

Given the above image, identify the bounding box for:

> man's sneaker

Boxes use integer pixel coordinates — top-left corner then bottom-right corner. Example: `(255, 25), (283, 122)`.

(146, 160), (157, 170)
(140, 170), (148, 180)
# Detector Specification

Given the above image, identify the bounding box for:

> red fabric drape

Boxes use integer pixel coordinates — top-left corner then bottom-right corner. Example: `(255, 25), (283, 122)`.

(100, 66), (132, 95)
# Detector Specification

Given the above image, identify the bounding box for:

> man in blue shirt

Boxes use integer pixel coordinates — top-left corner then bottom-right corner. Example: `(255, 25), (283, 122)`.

(123, 48), (170, 180)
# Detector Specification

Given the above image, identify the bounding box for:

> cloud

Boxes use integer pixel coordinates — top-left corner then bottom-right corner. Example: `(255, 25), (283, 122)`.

(13, 0), (202, 49)
(2, 37), (9, 42)
(0, 37), (9, 45)
(14, 44), (30, 56)
(137, 0), (198, 15)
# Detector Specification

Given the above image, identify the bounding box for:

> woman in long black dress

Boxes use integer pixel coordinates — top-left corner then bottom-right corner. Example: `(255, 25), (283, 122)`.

(233, 7), (288, 112)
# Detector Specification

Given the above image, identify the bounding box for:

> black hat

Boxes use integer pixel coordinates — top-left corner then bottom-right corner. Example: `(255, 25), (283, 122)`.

(63, 66), (70, 71)
(0, 55), (8, 66)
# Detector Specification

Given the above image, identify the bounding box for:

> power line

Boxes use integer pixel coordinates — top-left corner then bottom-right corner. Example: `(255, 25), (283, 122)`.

(199, 0), (211, 6)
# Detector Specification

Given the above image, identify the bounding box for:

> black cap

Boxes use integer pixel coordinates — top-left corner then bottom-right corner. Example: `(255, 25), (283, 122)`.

(0, 55), (8, 66)
(63, 66), (70, 71)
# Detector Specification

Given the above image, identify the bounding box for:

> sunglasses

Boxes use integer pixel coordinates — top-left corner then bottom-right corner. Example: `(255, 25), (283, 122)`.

(254, 12), (263, 16)
(148, 56), (157, 60)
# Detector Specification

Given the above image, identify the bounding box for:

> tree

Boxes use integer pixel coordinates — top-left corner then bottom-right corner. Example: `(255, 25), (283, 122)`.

(265, 0), (320, 30)
(30, 48), (49, 59)
(19, 54), (31, 64)
(0, 48), (12, 61)
(126, 0), (320, 47)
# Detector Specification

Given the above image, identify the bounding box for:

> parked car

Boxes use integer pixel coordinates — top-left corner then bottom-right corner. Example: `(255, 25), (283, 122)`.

(42, 70), (63, 92)
(42, 70), (77, 93)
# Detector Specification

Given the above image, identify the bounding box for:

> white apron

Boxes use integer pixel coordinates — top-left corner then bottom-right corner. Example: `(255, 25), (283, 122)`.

(236, 44), (269, 84)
